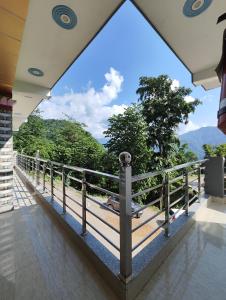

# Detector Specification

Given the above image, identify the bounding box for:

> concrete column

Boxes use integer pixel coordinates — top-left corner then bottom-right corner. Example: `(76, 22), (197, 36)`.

(0, 95), (14, 213)
(204, 156), (225, 198)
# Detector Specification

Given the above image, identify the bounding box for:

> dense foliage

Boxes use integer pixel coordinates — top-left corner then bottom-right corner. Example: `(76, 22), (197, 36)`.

(14, 75), (200, 203)
(203, 143), (226, 158)
(136, 75), (200, 168)
(14, 112), (105, 171)
(104, 105), (152, 175)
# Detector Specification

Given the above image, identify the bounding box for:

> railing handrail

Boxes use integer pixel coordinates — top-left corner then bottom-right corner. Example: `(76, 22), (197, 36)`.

(132, 159), (207, 183)
(17, 153), (120, 182)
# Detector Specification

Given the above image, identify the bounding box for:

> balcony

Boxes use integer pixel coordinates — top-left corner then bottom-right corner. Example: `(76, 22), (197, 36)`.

(1, 153), (226, 299)
(0, 172), (117, 300)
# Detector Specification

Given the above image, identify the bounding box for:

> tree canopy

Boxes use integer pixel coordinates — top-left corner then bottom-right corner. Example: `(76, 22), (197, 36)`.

(14, 75), (200, 177)
(203, 143), (226, 158)
(136, 75), (201, 167)
(14, 113), (105, 171)
(104, 105), (152, 175)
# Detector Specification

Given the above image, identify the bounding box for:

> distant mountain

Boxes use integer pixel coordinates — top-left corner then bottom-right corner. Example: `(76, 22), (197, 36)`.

(179, 126), (226, 159)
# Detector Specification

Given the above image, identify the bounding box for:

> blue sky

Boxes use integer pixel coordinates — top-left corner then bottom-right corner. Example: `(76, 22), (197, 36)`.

(40, 1), (220, 140)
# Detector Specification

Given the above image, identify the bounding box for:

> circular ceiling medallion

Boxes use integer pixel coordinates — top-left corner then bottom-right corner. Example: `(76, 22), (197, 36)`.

(28, 68), (44, 77)
(183, 0), (212, 17)
(52, 5), (77, 29)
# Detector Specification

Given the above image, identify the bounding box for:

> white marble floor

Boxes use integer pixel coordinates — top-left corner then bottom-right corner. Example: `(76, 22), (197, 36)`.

(0, 173), (117, 300)
(137, 199), (226, 300)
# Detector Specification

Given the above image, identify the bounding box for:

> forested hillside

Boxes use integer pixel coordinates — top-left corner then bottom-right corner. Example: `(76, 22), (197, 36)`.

(13, 113), (105, 171)
(14, 75), (201, 203)
(179, 126), (226, 158)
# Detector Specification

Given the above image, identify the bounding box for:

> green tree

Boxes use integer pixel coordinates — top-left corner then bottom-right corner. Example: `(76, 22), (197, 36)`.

(14, 113), (105, 170)
(175, 143), (197, 164)
(203, 144), (216, 158)
(13, 111), (54, 159)
(136, 75), (201, 167)
(104, 105), (152, 175)
(215, 144), (226, 157)
(46, 119), (105, 170)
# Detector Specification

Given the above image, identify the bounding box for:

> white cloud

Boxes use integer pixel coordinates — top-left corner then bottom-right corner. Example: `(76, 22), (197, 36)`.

(39, 68), (127, 139)
(171, 79), (196, 103)
(170, 79), (180, 91)
(184, 95), (195, 103)
(178, 120), (200, 135)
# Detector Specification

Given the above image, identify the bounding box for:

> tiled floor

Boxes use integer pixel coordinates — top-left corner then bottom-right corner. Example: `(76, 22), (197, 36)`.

(2, 173), (226, 300)
(0, 173), (117, 300)
(137, 199), (226, 300)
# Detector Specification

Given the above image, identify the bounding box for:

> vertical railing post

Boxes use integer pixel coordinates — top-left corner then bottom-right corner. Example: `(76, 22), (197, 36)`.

(119, 152), (132, 282)
(35, 150), (40, 186)
(50, 162), (54, 201)
(164, 172), (170, 237)
(185, 168), (189, 216)
(25, 159), (28, 174)
(81, 171), (87, 236)
(197, 166), (201, 202)
(62, 166), (66, 214)
(32, 159), (35, 181)
(43, 163), (46, 192)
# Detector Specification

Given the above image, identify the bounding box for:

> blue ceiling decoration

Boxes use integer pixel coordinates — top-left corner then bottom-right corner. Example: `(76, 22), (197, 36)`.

(52, 5), (77, 30)
(28, 68), (44, 77)
(183, 0), (212, 17)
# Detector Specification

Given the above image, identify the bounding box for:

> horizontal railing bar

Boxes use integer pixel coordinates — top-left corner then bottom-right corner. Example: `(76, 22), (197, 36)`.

(169, 185), (185, 196)
(188, 194), (198, 204)
(53, 185), (62, 193)
(53, 170), (62, 176)
(132, 170), (163, 183)
(132, 159), (207, 183)
(131, 183), (163, 199)
(64, 165), (120, 181)
(65, 193), (83, 207)
(86, 208), (120, 234)
(169, 175), (184, 184)
(67, 175), (82, 184)
(52, 161), (63, 167)
(165, 160), (207, 173)
(132, 196), (162, 215)
(170, 195), (185, 208)
(18, 154), (120, 182)
(132, 208), (163, 233)
(65, 203), (82, 219)
(169, 203), (186, 220)
(84, 169), (120, 181)
(86, 195), (120, 216)
(86, 182), (119, 198)
(86, 220), (120, 251)
(52, 193), (63, 202)
(132, 222), (165, 252)
(189, 186), (198, 193)
(188, 169), (198, 175)
(189, 178), (198, 184)
(62, 165), (84, 173)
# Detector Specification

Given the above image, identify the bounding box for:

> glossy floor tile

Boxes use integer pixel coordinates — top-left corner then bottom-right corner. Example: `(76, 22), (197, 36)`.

(137, 200), (226, 300)
(0, 173), (117, 300)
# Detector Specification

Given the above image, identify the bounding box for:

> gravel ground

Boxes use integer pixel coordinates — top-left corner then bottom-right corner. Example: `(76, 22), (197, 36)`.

(44, 180), (164, 258)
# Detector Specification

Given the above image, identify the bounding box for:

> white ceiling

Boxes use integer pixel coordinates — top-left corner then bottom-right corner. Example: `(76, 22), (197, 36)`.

(13, 0), (225, 130)
(132, 0), (225, 90)
(12, 0), (124, 130)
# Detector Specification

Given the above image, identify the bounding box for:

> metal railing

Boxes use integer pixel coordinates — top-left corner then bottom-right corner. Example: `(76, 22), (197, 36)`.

(16, 152), (206, 282)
